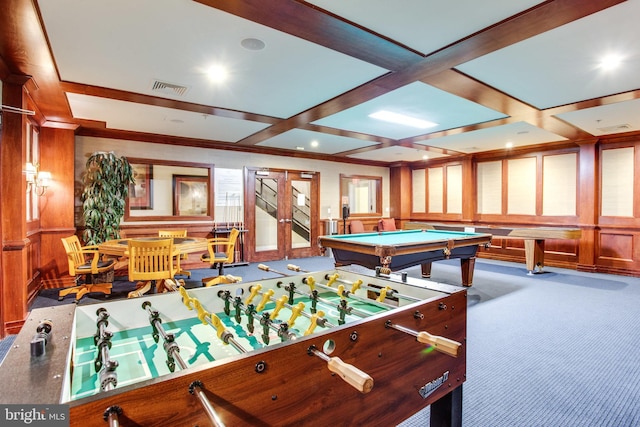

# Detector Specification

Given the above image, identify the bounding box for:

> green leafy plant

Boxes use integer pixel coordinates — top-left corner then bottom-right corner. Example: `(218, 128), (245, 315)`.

(81, 152), (134, 245)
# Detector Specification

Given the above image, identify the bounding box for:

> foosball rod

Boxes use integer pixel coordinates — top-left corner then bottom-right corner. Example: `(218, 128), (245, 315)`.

(304, 276), (397, 311)
(219, 289), (298, 342)
(142, 301), (226, 427)
(385, 320), (462, 358)
(246, 283), (338, 329)
(259, 265), (355, 319)
(258, 263), (290, 276)
(288, 264), (421, 303)
(94, 308), (118, 392)
(103, 406), (122, 427)
(276, 280), (370, 319)
(179, 287), (248, 354)
(287, 264), (410, 308)
(324, 273), (421, 303)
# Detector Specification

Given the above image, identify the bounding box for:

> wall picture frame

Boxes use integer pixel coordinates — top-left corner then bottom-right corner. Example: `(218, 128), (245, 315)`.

(173, 175), (209, 216)
(129, 163), (153, 210)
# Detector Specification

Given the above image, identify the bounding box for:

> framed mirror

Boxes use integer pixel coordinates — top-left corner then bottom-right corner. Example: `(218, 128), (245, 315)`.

(339, 174), (382, 217)
(124, 158), (214, 221)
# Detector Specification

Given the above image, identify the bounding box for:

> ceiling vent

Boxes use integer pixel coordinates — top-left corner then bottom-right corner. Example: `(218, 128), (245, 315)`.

(150, 80), (189, 97)
(597, 123), (631, 133)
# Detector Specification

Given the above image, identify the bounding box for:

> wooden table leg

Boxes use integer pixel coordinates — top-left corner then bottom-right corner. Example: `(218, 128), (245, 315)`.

(524, 239), (545, 274)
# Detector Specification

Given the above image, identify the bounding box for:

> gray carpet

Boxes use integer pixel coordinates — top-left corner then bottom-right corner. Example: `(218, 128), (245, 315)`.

(400, 259), (640, 427)
(3, 257), (640, 426)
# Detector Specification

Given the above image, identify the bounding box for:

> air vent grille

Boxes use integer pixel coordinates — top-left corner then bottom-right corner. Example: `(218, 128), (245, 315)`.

(150, 80), (189, 97)
(597, 123), (631, 133)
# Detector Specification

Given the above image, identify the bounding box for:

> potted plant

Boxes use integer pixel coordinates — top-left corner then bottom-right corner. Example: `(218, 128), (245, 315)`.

(81, 151), (135, 246)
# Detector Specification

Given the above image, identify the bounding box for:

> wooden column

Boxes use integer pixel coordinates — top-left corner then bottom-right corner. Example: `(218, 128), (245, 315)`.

(389, 165), (411, 224)
(39, 126), (77, 289)
(576, 139), (598, 271)
(461, 156), (475, 222)
(0, 79), (30, 336)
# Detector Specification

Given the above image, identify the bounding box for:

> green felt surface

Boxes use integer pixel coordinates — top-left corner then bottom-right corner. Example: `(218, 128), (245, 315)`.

(325, 229), (483, 245)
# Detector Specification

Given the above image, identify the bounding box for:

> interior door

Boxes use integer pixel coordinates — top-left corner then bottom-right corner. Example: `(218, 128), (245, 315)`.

(245, 168), (319, 262)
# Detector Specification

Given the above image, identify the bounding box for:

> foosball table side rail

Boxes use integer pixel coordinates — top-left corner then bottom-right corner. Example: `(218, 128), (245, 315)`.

(69, 290), (467, 426)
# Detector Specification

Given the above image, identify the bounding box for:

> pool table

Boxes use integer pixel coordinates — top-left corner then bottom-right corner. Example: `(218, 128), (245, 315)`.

(318, 229), (492, 286)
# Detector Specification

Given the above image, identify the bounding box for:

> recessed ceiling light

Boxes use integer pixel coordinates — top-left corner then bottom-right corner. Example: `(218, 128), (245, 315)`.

(369, 110), (437, 129)
(599, 54), (623, 71)
(422, 154), (429, 160)
(505, 142), (514, 149)
(206, 64), (228, 83)
(241, 38), (266, 51)
(310, 140), (319, 148)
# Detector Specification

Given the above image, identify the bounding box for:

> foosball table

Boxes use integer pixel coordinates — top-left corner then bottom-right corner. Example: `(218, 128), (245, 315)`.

(0, 266), (467, 426)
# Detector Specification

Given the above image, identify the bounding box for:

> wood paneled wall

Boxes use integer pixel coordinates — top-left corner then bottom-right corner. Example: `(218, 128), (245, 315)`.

(396, 134), (640, 276)
(1, 81), (31, 336)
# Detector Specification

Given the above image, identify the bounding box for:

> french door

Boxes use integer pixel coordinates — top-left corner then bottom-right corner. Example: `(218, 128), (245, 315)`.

(245, 168), (320, 262)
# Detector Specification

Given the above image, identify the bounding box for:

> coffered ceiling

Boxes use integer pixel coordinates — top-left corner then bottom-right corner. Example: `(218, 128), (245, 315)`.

(2, 0), (639, 165)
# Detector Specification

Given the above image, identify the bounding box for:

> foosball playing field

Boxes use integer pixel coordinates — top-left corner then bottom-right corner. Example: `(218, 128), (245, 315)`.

(71, 278), (390, 401)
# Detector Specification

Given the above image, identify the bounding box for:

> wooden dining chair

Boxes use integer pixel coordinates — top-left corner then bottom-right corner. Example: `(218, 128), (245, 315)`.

(127, 238), (182, 298)
(158, 229), (191, 278)
(59, 235), (116, 302)
(200, 228), (240, 286)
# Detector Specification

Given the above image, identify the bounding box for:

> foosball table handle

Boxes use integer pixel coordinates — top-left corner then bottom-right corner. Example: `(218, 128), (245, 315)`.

(416, 331), (462, 357)
(326, 356), (374, 394)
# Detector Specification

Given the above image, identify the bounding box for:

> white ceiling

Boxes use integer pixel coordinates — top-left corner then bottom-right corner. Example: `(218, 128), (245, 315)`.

(33, 0), (640, 164)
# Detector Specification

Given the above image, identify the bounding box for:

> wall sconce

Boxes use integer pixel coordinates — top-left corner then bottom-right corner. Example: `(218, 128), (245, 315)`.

(25, 162), (51, 196)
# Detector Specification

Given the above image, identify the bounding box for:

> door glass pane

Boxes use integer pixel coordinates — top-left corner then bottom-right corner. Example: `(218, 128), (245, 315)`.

(291, 180), (311, 249)
(255, 177), (278, 252)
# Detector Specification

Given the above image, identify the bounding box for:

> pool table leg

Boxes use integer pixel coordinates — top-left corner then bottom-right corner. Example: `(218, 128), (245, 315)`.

(460, 257), (475, 287)
(421, 262), (432, 278)
(423, 259), (475, 286)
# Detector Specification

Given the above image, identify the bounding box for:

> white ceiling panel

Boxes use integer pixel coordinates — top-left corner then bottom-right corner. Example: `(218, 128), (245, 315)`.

(556, 98), (640, 136)
(312, 82), (507, 140)
(257, 129), (379, 155)
(415, 122), (567, 153)
(306, 0), (543, 55)
(347, 145), (449, 163)
(456, 1), (640, 109)
(67, 93), (271, 142)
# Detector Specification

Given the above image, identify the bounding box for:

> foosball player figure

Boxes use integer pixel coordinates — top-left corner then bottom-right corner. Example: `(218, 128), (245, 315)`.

(260, 312), (271, 345)
(221, 290), (232, 316)
(245, 303), (257, 333)
(233, 295), (243, 324)
(338, 299), (349, 325)
(277, 323), (291, 342)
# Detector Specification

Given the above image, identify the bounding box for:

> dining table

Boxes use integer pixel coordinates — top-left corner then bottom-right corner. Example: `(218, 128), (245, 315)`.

(98, 236), (209, 258)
